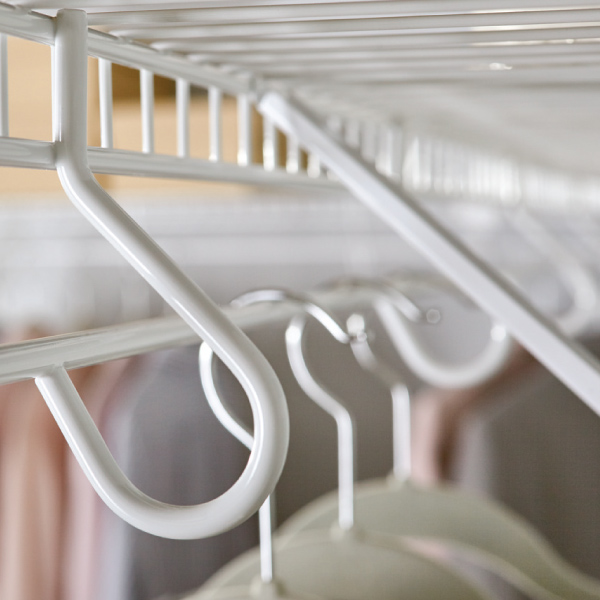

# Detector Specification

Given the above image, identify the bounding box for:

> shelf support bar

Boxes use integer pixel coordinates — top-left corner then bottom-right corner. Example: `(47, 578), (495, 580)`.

(259, 90), (600, 417)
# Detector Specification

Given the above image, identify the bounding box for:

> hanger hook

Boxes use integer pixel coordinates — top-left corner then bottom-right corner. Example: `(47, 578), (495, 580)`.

(200, 288), (361, 532)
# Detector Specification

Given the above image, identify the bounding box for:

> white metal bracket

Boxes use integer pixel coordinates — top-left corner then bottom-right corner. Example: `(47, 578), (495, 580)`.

(48, 9), (290, 540)
(258, 91), (600, 417)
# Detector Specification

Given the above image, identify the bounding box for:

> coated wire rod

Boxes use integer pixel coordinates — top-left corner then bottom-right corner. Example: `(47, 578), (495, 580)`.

(208, 85), (222, 162)
(98, 58), (113, 149)
(140, 68), (155, 154)
(176, 77), (190, 158)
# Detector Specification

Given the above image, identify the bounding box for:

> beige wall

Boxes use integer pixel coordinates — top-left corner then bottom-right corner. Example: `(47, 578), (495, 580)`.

(1, 38), (265, 199)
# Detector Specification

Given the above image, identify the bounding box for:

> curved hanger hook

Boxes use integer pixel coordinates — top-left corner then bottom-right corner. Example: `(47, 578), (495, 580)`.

(51, 10), (288, 540)
(285, 314), (357, 532)
(200, 288), (360, 532)
(325, 276), (514, 388)
(346, 313), (412, 483)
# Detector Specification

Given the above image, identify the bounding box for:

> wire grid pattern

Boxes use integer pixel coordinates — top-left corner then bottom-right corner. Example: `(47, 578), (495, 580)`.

(0, 2), (599, 211)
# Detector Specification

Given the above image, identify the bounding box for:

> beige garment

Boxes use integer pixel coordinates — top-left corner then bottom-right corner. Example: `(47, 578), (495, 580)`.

(62, 357), (138, 600)
(411, 345), (537, 485)
(0, 355), (91, 600)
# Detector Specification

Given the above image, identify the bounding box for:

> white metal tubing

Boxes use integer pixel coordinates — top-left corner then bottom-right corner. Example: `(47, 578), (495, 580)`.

(53, 9), (289, 540)
(203, 287), (359, 532)
(199, 287), (356, 573)
(98, 58), (113, 149)
(258, 91), (600, 417)
(87, 31), (250, 95)
(0, 283), (402, 387)
(0, 135), (340, 189)
(155, 28), (600, 55)
(140, 68), (154, 154)
(176, 77), (190, 158)
(198, 340), (274, 583)
(208, 85), (222, 162)
(286, 134), (300, 174)
(262, 115), (278, 171)
(187, 43), (600, 67)
(307, 153), (321, 178)
(0, 34), (8, 137)
(376, 125), (394, 177)
(237, 92), (251, 166)
(391, 384), (411, 482)
(86, 147), (340, 188)
(86, 2), (600, 27)
(0, 4), (248, 95)
(33, 0), (596, 12)
(0, 3), (54, 44)
(0, 137), (55, 169)
(110, 10), (600, 40)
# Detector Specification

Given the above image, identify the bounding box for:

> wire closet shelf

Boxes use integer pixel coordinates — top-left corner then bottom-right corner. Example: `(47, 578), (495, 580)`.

(2, 0), (600, 545)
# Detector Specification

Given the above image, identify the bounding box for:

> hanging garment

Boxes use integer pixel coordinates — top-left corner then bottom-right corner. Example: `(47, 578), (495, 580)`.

(413, 336), (600, 599)
(0, 327), (93, 600)
(62, 356), (139, 600)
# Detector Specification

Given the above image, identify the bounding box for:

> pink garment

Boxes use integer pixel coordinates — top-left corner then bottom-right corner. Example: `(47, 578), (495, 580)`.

(62, 357), (140, 600)
(411, 345), (537, 485)
(0, 363), (91, 600)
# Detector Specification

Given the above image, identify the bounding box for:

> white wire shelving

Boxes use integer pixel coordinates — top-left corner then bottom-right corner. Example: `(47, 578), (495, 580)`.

(1, 1), (600, 211)
(2, 0), (600, 542)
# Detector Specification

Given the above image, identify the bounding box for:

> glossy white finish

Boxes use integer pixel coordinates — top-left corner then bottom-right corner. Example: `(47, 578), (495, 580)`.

(208, 85), (222, 162)
(51, 9), (289, 539)
(98, 58), (113, 149)
(262, 115), (277, 171)
(140, 68), (154, 153)
(237, 93), (251, 166)
(199, 288), (358, 583)
(285, 315), (357, 531)
(259, 91), (600, 417)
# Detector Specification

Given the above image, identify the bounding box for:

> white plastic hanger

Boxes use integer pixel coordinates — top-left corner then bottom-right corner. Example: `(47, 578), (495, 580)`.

(277, 291), (600, 600)
(192, 288), (493, 600)
(326, 276), (515, 389)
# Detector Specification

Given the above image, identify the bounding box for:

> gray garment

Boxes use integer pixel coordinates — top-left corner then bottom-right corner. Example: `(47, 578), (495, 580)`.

(452, 337), (600, 599)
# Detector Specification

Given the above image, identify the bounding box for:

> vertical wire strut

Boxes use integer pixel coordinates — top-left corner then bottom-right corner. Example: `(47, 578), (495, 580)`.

(237, 93), (251, 166)
(208, 86), (222, 162)
(98, 58), (113, 149)
(176, 77), (190, 158)
(51, 9), (289, 540)
(140, 68), (154, 154)
(0, 34), (8, 137)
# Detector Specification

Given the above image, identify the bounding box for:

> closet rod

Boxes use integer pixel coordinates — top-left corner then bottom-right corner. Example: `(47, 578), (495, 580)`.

(0, 284), (392, 386)
(259, 92), (600, 418)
